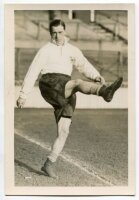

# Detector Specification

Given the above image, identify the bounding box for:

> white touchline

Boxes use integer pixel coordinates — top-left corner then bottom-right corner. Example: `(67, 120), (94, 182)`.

(15, 129), (114, 186)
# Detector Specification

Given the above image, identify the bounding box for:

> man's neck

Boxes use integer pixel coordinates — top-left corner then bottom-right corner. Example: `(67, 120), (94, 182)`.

(51, 37), (69, 46)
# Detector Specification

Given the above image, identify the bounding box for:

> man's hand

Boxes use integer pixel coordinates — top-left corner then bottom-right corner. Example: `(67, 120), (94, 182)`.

(16, 97), (26, 108)
(94, 76), (106, 85)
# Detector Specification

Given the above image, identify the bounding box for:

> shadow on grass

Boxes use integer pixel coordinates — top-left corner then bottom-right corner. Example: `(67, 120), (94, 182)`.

(15, 159), (48, 177)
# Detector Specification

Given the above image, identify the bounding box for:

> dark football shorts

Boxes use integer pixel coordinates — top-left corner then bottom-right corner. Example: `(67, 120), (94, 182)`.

(39, 73), (76, 123)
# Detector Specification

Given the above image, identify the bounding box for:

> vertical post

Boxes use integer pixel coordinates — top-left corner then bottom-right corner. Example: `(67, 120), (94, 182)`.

(118, 50), (124, 77)
(98, 40), (102, 60)
(36, 21), (41, 40)
(117, 51), (123, 77)
(117, 51), (120, 77)
(23, 11), (27, 29)
(114, 22), (119, 40)
(69, 10), (73, 20)
(113, 13), (119, 41)
(90, 10), (95, 22)
(15, 48), (20, 81)
(76, 22), (79, 41)
(98, 39), (103, 74)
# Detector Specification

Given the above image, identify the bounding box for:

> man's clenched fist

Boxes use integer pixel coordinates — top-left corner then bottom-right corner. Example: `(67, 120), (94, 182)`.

(16, 97), (26, 108)
(94, 76), (106, 85)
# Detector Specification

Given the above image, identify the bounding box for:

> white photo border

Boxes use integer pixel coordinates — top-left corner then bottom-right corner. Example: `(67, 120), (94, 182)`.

(4, 3), (135, 196)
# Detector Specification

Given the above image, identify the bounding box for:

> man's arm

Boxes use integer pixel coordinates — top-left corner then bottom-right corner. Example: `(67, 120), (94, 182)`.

(17, 47), (47, 108)
(71, 48), (105, 85)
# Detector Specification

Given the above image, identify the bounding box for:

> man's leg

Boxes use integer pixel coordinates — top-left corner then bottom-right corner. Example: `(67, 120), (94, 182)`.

(65, 77), (123, 102)
(65, 79), (102, 98)
(41, 117), (71, 178)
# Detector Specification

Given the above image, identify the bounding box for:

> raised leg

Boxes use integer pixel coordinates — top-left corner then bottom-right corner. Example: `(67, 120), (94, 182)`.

(65, 77), (123, 102)
(65, 79), (102, 98)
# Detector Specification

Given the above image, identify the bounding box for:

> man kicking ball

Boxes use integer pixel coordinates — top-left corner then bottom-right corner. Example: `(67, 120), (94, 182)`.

(17, 19), (123, 178)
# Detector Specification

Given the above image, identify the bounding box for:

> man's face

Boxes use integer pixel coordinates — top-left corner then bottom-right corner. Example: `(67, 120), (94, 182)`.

(51, 25), (65, 46)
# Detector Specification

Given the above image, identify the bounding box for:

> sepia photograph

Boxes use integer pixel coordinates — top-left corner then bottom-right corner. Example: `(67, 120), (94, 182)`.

(5, 3), (135, 196)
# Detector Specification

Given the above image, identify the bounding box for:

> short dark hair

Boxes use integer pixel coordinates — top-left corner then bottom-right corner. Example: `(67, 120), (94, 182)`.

(49, 19), (66, 34)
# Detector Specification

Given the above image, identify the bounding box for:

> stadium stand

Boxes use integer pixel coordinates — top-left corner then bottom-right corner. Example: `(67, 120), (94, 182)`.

(15, 10), (128, 85)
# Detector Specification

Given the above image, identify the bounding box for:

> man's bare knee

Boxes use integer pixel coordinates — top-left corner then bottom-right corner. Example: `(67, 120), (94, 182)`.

(58, 117), (71, 140)
(66, 79), (82, 87)
(74, 79), (83, 87)
(65, 79), (82, 91)
(65, 79), (83, 98)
